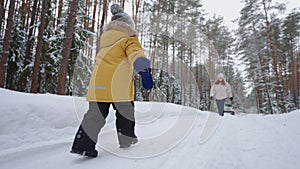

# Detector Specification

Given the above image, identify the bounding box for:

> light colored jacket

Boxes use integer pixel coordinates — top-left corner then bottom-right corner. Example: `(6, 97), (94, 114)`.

(86, 21), (145, 102)
(210, 82), (233, 100)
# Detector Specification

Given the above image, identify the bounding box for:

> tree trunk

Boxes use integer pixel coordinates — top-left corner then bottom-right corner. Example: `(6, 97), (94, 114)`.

(0, 0), (15, 88)
(57, 0), (80, 95)
(20, 0), (39, 92)
(20, 0), (27, 28)
(121, 0), (125, 9)
(30, 0), (49, 93)
(0, 0), (5, 32)
(131, 0), (134, 18)
(134, 0), (141, 24)
(297, 52), (300, 108)
(189, 48), (193, 103)
(290, 38), (297, 107)
(96, 0), (107, 54)
(84, 0), (90, 30)
(57, 0), (63, 26)
(87, 0), (98, 59)
(91, 0), (98, 32)
(100, 0), (107, 33)
(150, 0), (162, 77)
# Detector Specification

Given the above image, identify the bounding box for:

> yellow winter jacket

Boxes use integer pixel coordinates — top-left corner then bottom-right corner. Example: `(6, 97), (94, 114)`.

(86, 21), (145, 102)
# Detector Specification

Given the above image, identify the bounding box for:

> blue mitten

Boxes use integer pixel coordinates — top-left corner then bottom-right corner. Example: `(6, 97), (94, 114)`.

(134, 57), (154, 90)
(139, 69), (153, 90)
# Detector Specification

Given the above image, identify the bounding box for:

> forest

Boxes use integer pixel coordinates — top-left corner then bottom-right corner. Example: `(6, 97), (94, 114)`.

(0, 0), (299, 114)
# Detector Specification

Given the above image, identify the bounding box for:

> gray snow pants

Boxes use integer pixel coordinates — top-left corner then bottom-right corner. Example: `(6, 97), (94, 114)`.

(216, 99), (226, 116)
(79, 101), (136, 146)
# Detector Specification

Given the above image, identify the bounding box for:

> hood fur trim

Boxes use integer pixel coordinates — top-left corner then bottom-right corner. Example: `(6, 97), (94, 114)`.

(104, 20), (138, 37)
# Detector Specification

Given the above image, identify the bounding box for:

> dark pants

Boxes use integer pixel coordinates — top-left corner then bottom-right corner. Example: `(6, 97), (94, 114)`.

(216, 99), (226, 116)
(71, 101), (136, 151)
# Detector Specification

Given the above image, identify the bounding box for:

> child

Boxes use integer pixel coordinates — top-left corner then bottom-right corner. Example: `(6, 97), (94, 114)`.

(70, 4), (153, 158)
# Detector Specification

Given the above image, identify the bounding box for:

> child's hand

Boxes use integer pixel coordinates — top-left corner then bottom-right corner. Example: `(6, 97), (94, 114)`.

(139, 69), (153, 90)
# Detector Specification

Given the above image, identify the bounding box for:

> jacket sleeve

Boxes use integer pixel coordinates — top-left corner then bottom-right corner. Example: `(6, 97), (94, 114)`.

(123, 37), (146, 65)
(210, 85), (215, 97)
(226, 83), (233, 98)
(134, 57), (151, 73)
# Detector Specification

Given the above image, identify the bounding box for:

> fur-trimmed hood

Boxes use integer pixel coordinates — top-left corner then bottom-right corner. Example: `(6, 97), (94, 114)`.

(104, 20), (138, 37)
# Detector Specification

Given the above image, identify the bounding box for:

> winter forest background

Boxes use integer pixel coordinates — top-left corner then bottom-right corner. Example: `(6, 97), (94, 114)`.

(0, 0), (299, 114)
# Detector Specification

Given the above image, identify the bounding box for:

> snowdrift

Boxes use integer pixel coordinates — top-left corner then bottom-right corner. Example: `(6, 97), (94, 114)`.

(0, 88), (300, 169)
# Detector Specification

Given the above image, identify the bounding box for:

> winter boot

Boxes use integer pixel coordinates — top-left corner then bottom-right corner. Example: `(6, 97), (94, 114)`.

(70, 149), (98, 158)
(70, 126), (98, 157)
(118, 132), (138, 148)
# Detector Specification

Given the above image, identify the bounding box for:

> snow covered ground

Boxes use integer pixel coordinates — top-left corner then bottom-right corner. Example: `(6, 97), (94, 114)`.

(0, 88), (300, 169)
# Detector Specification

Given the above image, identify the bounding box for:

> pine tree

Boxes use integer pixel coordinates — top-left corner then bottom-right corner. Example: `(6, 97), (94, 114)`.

(69, 0), (94, 96)
(57, 0), (80, 95)
(30, 0), (50, 93)
(262, 0), (286, 113)
(237, 0), (277, 113)
(282, 10), (300, 109)
(6, 12), (27, 91)
(21, 0), (39, 92)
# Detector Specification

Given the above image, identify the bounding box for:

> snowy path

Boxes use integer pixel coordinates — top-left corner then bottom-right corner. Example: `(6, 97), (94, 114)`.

(1, 113), (300, 169)
(1, 89), (300, 169)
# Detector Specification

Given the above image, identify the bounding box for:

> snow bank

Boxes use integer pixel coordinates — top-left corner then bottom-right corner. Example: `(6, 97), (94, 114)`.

(1, 88), (300, 169)
(0, 89), (80, 154)
(0, 88), (200, 156)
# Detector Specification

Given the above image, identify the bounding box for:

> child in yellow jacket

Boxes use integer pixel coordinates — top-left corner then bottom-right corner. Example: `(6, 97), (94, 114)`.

(71, 4), (153, 158)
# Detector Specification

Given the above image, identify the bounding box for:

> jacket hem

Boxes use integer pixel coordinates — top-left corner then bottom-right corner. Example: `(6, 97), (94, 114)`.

(86, 98), (135, 103)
